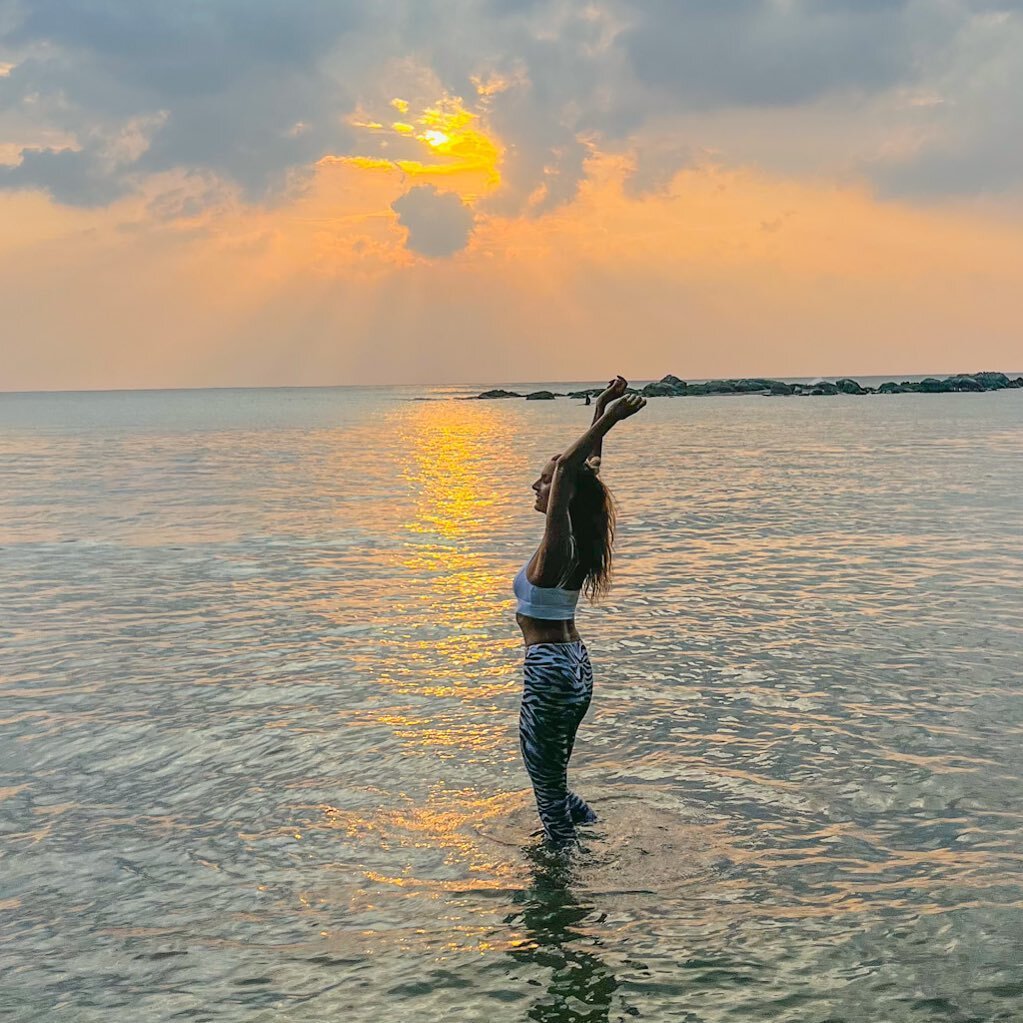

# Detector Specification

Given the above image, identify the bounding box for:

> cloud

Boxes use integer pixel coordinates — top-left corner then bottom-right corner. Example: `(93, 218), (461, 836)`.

(391, 184), (475, 257)
(622, 137), (694, 197)
(620, 0), (922, 108)
(869, 7), (1023, 198)
(0, 0), (365, 203)
(1, 0), (1022, 214)
(0, 144), (126, 206)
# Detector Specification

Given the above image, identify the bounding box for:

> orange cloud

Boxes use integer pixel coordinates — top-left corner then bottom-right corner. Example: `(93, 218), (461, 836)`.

(3, 145), (1023, 390)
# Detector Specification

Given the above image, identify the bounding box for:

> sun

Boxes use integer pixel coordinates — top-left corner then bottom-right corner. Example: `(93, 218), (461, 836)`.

(421, 129), (451, 149)
(334, 96), (503, 196)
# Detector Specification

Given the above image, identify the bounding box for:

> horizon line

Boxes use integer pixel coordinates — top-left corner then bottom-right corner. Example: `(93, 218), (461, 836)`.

(2, 368), (1022, 398)
(1, 368), (1023, 398)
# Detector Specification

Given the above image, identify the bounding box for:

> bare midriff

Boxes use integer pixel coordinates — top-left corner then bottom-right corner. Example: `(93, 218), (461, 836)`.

(516, 612), (581, 647)
(516, 559), (586, 647)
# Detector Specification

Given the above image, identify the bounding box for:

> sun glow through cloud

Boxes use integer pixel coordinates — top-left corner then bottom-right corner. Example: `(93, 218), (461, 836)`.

(332, 97), (502, 195)
(421, 130), (450, 148)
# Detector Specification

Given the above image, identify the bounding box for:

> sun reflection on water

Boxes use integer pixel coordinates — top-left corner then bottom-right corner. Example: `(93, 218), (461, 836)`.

(389, 399), (523, 693)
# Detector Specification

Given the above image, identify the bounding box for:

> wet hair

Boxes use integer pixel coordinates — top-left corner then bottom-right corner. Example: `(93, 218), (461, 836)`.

(561, 460), (617, 602)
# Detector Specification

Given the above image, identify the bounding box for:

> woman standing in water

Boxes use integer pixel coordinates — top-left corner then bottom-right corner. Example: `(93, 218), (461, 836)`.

(514, 375), (647, 849)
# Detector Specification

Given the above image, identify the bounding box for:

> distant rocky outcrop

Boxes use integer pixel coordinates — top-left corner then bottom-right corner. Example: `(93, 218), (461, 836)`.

(945, 375), (984, 391)
(684, 378), (789, 395)
(473, 372), (1023, 400)
(881, 372), (1020, 394)
(641, 381), (680, 397)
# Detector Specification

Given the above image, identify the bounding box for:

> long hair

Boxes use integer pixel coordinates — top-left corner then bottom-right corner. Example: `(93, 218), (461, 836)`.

(562, 458), (616, 602)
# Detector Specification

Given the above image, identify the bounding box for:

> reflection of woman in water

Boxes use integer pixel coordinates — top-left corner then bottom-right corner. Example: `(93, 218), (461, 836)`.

(514, 375), (647, 849)
(505, 849), (624, 1022)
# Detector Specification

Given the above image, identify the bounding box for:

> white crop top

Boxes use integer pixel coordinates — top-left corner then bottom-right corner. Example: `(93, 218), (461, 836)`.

(513, 548), (581, 620)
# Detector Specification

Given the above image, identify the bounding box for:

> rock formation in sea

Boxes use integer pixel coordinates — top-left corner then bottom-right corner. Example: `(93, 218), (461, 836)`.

(474, 371), (1023, 400)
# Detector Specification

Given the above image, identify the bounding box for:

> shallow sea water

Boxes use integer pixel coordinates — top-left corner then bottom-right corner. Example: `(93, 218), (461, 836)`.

(1, 383), (1022, 1022)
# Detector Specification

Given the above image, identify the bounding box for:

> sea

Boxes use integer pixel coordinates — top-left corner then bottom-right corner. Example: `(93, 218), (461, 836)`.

(1, 379), (1021, 1022)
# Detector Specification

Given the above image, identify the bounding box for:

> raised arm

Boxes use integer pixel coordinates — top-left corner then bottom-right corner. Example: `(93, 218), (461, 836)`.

(588, 375), (628, 466)
(529, 394), (647, 586)
(559, 393), (646, 472)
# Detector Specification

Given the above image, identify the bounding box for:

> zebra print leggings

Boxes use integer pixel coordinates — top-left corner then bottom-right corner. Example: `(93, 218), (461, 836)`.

(519, 639), (598, 849)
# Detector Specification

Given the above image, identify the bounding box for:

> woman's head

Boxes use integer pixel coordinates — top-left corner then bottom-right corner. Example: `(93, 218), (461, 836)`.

(530, 454), (561, 514)
(531, 454), (616, 602)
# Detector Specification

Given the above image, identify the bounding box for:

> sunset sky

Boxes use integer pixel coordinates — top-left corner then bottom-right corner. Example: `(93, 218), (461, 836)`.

(2, 1), (1022, 391)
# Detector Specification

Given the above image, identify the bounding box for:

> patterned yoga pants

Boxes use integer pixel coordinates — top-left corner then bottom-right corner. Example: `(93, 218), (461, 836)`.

(519, 639), (597, 849)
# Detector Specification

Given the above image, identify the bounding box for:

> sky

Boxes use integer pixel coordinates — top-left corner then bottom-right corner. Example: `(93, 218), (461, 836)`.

(2, 0), (1022, 391)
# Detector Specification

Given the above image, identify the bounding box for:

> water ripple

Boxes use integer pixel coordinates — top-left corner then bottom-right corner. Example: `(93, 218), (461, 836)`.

(1, 387), (1021, 1022)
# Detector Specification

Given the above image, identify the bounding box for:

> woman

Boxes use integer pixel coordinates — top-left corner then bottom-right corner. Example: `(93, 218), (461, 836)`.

(514, 375), (647, 849)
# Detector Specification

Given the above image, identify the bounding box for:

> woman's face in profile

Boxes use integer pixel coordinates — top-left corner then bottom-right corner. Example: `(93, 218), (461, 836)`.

(531, 456), (559, 513)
